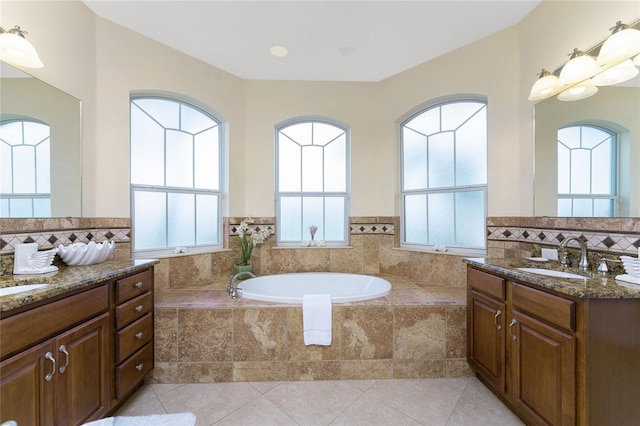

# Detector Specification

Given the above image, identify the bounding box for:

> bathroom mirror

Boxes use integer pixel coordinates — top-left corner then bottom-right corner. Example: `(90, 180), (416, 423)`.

(0, 62), (82, 217)
(533, 83), (640, 217)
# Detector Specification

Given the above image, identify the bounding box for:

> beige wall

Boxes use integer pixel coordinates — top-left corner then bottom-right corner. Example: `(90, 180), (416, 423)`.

(3, 0), (639, 219)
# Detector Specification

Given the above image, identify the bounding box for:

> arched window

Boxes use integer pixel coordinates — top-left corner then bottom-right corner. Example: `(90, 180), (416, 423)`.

(0, 119), (51, 217)
(275, 118), (350, 245)
(130, 95), (223, 254)
(557, 124), (617, 217)
(400, 97), (487, 252)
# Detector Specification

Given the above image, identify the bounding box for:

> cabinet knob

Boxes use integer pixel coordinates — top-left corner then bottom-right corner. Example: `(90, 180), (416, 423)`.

(45, 352), (56, 382)
(135, 305), (143, 312)
(135, 363), (144, 371)
(135, 282), (143, 289)
(509, 319), (517, 341)
(135, 332), (144, 339)
(494, 310), (502, 330)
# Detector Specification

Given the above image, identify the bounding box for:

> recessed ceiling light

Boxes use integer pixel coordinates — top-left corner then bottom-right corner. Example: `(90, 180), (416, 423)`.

(338, 45), (356, 57)
(270, 45), (289, 58)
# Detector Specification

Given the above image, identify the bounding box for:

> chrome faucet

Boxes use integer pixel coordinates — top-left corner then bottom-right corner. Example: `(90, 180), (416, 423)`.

(559, 236), (590, 270)
(228, 271), (256, 299)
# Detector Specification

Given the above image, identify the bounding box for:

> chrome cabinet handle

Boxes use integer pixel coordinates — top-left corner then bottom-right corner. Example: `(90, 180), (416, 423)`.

(135, 305), (143, 312)
(509, 319), (517, 341)
(135, 332), (143, 339)
(135, 282), (143, 289)
(494, 310), (502, 330)
(135, 363), (144, 371)
(45, 352), (56, 382)
(58, 345), (69, 374)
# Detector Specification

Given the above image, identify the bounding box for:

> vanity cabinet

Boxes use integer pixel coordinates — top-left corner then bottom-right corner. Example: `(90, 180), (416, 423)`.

(0, 286), (110, 425)
(0, 264), (156, 425)
(111, 268), (154, 405)
(467, 270), (506, 393)
(467, 266), (640, 426)
(468, 267), (575, 425)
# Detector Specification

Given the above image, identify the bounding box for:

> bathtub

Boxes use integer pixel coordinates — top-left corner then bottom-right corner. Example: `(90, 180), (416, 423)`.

(237, 272), (392, 304)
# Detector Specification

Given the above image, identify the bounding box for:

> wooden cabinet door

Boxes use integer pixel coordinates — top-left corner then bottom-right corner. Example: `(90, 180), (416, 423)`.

(467, 289), (506, 392)
(510, 310), (575, 426)
(0, 340), (55, 426)
(55, 313), (110, 426)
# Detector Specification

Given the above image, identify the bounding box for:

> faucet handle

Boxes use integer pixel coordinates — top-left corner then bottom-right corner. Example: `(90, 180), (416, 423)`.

(597, 258), (622, 274)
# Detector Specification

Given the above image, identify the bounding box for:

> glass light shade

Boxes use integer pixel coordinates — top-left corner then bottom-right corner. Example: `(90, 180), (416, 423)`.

(634, 54), (640, 66)
(591, 59), (639, 86)
(559, 52), (600, 85)
(528, 73), (562, 101)
(0, 31), (43, 68)
(557, 83), (598, 101)
(596, 26), (640, 66)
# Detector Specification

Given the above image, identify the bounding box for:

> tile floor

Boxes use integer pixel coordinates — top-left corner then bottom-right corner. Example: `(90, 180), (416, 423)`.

(115, 377), (524, 425)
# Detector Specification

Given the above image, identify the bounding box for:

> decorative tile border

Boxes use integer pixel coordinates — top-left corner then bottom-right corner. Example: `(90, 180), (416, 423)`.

(0, 228), (131, 254)
(350, 223), (395, 235)
(228, 219), (395, 236)
(488, 226), (640, 255)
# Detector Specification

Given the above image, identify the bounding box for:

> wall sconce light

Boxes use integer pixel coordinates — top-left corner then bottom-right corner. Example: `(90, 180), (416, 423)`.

(0, 25), (44, 68)
(529, 20), (640, 102)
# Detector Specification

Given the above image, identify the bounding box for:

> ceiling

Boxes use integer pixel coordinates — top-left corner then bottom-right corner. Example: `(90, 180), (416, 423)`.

(83, 0), (540, 82)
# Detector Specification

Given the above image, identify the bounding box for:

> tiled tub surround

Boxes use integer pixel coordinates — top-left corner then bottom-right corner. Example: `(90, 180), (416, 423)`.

(150, 274), (471, 384)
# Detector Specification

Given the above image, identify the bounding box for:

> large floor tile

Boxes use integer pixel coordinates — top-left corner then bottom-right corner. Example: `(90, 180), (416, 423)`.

(214, 395), (296, 425)
(365, 378), (470, 426)
(157, 382), (261, 424)
(330, 393), (422, 425)
(263, 380), (363, 425)
(446, 378), (524, 426)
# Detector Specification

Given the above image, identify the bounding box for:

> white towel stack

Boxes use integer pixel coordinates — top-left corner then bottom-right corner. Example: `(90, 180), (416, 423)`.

(303, 294), (332, 346)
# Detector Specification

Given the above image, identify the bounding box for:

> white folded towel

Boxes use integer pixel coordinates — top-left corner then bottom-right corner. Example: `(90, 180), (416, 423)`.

(303, 294), (332, 346)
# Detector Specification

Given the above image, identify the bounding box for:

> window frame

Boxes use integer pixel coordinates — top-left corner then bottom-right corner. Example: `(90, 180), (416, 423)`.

(556, 123), (618, 217)
(129, 93), (224, 256)
(0, 118), (51, 218)
(274, 116), (351, 247)
(399, 95), (488, 254)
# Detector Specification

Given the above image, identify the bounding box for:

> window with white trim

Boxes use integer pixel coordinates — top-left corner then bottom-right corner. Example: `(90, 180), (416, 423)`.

(130, 96), (223, 254)
(557, 124), (617, 217)
(0, 119), (51, 217)
(275, 118), (350, 245)
(400, 98), (487, 252)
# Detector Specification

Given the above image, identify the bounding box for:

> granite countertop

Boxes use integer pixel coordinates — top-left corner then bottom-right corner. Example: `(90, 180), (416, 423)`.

(464, 257), (640, 299)
(0, 259), (158, 313)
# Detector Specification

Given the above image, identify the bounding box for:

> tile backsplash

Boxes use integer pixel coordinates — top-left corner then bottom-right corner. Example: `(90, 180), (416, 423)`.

(487, 217), (640, 259)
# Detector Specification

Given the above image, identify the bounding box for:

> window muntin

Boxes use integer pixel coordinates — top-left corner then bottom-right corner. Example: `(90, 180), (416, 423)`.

(0, 119), (51, 217)
(130, 96), (222, 254)
(401, 99), (487, 252)
(557, 124), (617, 217)
(276, 119), (349, 245)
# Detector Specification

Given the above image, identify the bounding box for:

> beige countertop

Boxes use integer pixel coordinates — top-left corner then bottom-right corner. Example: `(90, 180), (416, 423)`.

(464, 257), (640, 299)
(0, 259), (157, 313)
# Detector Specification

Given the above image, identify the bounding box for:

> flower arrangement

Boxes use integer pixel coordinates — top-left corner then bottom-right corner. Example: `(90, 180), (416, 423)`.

(235, 217), (273, 266)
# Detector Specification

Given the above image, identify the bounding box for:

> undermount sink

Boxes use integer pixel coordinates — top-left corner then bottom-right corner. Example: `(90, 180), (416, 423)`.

(0, 284), (50, 297)
(517, 268), (587, 279)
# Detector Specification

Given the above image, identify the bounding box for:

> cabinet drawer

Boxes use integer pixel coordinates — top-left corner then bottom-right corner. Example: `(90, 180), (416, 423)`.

(115, 292), (152, 330)
(468, 268), (505, 301)
(512, 282), (575, 331)
(115, 343), (153, 399)
(116, 313), (153, 363)
(115, 269), (153, 304)
(1, 285), (108, 358)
